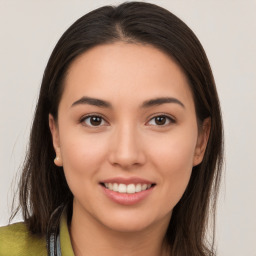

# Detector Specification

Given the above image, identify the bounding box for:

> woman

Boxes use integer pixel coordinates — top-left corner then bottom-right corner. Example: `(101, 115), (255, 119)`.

(0, 2), (223, 256)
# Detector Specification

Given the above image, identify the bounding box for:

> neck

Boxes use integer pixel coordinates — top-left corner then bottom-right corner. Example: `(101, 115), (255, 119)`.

(70, 205), (171, 256)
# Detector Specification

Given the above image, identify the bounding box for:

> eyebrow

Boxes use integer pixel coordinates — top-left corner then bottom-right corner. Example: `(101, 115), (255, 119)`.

(71, 96), (185, 109)
(71, 96), (112, 108)
(141, 97), (185, 108)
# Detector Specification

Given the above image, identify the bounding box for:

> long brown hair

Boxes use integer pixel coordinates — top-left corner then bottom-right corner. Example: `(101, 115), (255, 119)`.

(11, 2), (223, 255)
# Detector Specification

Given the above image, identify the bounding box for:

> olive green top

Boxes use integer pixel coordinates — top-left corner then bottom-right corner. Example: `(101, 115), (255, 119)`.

(0, 212), (75, 256)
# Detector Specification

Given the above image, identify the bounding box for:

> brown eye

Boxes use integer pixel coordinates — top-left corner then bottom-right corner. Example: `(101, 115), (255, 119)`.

(82, 115), (106, 127)
(148, 115), (174, 126)
(155, 116), (167, 125)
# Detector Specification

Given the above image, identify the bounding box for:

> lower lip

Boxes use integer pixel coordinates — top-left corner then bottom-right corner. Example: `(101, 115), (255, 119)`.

(101, 185), (154, 205)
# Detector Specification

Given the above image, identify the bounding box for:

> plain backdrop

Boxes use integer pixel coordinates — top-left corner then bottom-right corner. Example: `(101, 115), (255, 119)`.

(0, 1), (255, 255)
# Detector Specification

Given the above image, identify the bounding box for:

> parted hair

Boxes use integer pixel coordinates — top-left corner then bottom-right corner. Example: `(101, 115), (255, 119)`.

(11, 2), (223, 255)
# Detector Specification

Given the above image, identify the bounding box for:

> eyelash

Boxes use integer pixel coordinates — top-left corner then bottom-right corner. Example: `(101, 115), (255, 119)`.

(80, 114), (108, 127)
(80, 113), (176, 127)
(147, 114), (175, 126)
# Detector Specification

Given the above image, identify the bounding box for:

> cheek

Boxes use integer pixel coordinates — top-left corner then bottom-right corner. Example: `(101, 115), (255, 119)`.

(147, 128), (197, 205)
(149, 127), (197, 170)
(59, 129), (108, 189)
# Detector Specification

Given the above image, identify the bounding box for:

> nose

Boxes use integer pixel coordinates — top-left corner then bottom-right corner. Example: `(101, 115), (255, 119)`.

(108, 124), (146, 170)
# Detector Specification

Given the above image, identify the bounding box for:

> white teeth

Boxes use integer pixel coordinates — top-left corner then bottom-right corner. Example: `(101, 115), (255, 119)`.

(118, 184), (126, 193)
(127, 184), (135, 194)
(113, 183), (118, 192)
(135, 184), (142, 192)
(141, 184), (147, 190)
(104, 183), (153, 193)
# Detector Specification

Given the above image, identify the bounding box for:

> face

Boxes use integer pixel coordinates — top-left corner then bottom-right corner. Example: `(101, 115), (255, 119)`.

(49, 42), (210, 233)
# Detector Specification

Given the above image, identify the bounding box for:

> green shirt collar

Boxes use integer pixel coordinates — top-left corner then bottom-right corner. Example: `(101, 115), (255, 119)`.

(59, 210), (75, 256)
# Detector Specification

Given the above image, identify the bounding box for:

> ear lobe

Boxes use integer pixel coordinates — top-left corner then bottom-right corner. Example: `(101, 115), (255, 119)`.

(49, 114), (63, 166)
(193, 117), (211, 166)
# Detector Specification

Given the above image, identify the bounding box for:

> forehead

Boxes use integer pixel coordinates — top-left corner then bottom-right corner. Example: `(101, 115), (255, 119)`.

(61, 42), (194, 109)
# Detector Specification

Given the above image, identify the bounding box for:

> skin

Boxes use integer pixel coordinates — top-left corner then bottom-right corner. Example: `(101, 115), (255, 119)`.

(49, 42), (210, 256)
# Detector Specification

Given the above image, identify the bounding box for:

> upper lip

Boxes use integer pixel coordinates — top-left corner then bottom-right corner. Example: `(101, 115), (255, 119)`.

(100, 177), (155, 185)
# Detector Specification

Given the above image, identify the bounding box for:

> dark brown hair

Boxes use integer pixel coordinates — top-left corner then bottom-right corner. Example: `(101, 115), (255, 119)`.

(12, 2), (223, 255)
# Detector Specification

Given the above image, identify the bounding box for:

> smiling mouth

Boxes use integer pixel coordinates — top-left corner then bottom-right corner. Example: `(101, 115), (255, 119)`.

(100, 183), (156, 194)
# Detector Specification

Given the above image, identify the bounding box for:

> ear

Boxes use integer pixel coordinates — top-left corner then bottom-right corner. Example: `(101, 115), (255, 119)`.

(49, 114), (63, 166)
(193, 117), (211, 166)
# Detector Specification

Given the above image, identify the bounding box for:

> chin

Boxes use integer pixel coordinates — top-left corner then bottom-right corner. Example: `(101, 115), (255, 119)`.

(106, 220), (152, 233)
(99, 211), (168, 233)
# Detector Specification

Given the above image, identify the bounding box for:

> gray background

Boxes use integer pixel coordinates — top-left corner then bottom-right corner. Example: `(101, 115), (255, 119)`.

(0, 1), (255, 255)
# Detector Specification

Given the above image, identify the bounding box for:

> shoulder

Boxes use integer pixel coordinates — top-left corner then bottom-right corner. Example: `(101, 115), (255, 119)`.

(0, 222), (47, 256)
